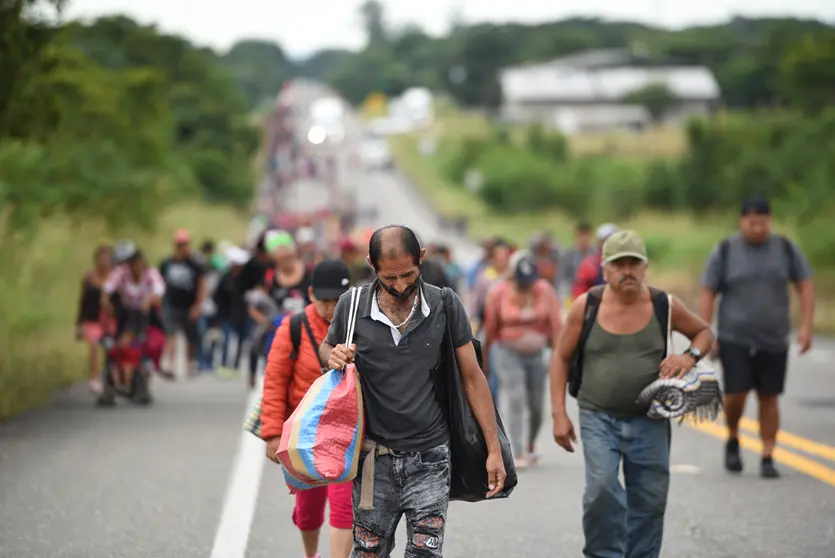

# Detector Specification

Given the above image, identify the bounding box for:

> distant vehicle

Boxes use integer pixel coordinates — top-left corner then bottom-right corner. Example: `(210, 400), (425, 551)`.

(359, 130), (394, 170)
(307, 97), (345, 145)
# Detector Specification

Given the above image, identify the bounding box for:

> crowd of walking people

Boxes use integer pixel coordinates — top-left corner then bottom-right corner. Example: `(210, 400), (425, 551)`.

(75, 194), (818, 558)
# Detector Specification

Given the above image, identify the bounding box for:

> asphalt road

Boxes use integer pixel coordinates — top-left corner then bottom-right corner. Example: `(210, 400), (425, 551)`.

(2, 93), (835, 558)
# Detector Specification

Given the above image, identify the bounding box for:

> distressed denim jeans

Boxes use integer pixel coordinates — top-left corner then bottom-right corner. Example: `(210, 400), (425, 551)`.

(352, 442), (451, 557)
(579, 409), (671, 558)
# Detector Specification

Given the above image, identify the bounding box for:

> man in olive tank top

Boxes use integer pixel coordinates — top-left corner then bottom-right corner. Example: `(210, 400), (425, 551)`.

(549, 230), (714, 558)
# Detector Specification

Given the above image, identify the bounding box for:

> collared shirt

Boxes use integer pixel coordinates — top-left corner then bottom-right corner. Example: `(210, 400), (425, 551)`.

(370, 287), (431, 345)
(325, 279), (473, 452)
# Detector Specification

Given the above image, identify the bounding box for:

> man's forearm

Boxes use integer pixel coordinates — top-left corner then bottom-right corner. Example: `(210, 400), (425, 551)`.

(699, 289), (716, 325)
(691, 328), (715, 355)
(462, 373), (500, 453)
(799, 280), (815, 330)
(319, 342), (334, 367)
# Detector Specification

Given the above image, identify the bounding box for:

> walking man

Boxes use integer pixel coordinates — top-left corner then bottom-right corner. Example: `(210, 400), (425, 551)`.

(159, 229), (206, 377)
(551, 230), (714, 558)
(320, 225), (505, 558)
(699, 196), (815, 478)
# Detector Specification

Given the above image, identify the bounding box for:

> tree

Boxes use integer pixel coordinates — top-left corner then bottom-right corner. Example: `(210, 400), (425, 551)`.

(220, 40), (295, 107)
(360, 0), (388, 48)
(779, 31), (835, 115)
(624, 83), (678, 124)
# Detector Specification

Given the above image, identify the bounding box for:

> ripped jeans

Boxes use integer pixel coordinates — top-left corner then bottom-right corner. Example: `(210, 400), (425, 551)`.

(352, 442), (450, 557)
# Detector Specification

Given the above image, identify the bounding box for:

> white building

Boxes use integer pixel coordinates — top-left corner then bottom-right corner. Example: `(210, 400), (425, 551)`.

(499, 49), (721, 133)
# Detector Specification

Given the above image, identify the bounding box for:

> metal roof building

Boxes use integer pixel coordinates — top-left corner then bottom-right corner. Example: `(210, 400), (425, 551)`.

(498, 49), (721, 131)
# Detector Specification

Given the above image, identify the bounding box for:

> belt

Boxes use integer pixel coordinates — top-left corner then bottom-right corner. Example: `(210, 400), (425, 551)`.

(358, 439), (391, 510)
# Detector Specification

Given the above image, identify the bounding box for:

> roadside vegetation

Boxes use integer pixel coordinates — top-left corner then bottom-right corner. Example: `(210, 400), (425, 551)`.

(0, 1), (258, 419)
(388, 99), (835, 331)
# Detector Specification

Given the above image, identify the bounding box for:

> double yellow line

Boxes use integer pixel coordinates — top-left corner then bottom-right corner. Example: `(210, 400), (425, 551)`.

(687, 416), (835, 487)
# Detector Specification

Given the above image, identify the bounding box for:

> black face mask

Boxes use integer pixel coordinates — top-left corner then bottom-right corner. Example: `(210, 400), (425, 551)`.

(380, 275), (420, 301)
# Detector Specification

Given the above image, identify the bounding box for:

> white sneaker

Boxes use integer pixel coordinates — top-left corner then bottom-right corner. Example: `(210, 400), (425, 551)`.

(89, 378), (103, 395)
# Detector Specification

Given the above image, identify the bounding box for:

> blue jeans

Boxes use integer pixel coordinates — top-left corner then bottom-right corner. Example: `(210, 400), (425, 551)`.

(487, 349), (500, 409)
(579, 409), (671, 558)
(197, 315), (216, 371)
(352, 442), (451, 557)
(220, 321), (249, 370)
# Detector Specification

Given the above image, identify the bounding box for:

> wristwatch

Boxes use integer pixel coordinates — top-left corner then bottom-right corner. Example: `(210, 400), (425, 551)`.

(683, 347), (703, 363)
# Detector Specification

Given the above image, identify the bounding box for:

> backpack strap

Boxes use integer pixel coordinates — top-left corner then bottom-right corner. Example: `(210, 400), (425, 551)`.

(441, 287), (484, 369)
(288, 311), (304, 360)
(577, 285), (604, 355)
(716, 237), (731, 293)
(300, 313), (327, 371)
(777, 235), (798, 281)
(568, 284), (604, 398)
(648, 287), (670, 357)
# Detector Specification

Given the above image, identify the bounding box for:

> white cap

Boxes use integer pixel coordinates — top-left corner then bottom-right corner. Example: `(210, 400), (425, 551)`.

(225, 246), (250, 266)
(596, 223), (619, 241)
(295, 226), (316, 245)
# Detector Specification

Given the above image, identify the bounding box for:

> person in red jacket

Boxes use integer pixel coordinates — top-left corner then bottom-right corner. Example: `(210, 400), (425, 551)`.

(261, 259), (353, 558)
(572, 223), (620, 299)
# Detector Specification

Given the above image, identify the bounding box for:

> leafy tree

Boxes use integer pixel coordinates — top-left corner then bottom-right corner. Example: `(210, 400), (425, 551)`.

(779, 31), (835, 115)
(360, 0), (388, 48)
(624, 83), (678, 124)
(220, 40), (295, 107)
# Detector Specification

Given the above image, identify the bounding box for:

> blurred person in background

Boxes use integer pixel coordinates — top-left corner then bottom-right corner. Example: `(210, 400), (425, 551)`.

(197, 239), (225, 373)
(700, 196), (815, 479)
(470, 238), (513, 334)
(214, 247), (251, 378)
(466, 237), (498, 292)
(420, 257), (451, 289)
(295, 226), (320, 271)
(159, 229), (206, 378)
(247, 230), (312, 388)
(101, 246), (166, 400)
(572, 223), (620, 299)
(262, 260), (354, 558)
(530, 231), (560, 290)
(76, 244), (113, 394)
(337, 235), (375, 286)
(560, 221), (596, 306)
(483, 250), (562, 469)
(470, 238), (513, 408)
(432, 243), (463, 293)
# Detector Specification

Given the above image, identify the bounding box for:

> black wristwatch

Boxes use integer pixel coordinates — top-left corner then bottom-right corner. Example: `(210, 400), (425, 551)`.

(683, 347), (703, 363)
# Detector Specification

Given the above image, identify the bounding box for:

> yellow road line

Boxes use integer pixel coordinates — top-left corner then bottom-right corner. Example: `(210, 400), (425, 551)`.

(736, 416), (835, 463)
(687, 420), (835, 487)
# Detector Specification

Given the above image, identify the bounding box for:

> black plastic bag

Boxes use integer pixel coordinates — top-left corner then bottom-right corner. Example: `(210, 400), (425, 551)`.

(434, 291), (518, 502)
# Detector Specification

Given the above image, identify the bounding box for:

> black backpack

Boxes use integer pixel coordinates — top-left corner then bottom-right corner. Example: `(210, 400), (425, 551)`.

(287, 312), (327, 371)
(715, 235), (797, 294)
(567, 285), (670, 398)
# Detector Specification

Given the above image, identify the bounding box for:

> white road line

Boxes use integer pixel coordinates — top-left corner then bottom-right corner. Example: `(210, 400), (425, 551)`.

(209, 380), (265, 558)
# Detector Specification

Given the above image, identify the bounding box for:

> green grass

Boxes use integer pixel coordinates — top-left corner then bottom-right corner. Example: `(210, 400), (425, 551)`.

(0, 202), (250, 420)
(390, 131), (835, 334)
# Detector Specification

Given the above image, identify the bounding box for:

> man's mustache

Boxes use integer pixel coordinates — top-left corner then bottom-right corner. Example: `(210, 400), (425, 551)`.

(620, 275), (637, 283)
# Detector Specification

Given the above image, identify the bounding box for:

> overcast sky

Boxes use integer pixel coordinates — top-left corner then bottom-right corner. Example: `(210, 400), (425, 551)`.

(63, 0), (835, 57)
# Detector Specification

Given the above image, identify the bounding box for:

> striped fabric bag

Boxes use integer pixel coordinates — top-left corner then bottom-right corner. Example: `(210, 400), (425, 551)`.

(637, 294), (723, 423)
(243, 397), (264, 439)
(276, 287), (365, 492)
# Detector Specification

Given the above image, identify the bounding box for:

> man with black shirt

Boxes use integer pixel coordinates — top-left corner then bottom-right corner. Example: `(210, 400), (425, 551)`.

(320, 225), (505, 558)
(159, 229), (206, 378)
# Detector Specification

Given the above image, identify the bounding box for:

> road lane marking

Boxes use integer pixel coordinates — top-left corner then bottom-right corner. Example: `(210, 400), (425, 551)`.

(736, 416), (835, 463)
(209, 381), (265, 558)
(670, 464), (701, 474)
(687, 420), (835, 487)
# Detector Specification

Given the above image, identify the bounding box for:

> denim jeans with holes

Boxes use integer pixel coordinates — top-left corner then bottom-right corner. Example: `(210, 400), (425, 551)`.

(351, 442), (450, 558)
(579, 409), (671, 558)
